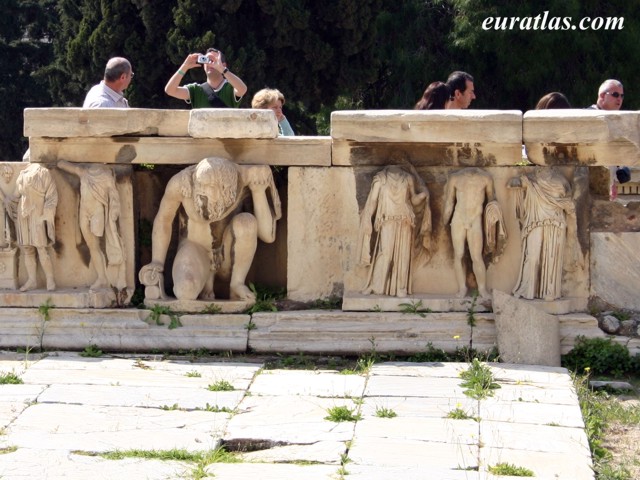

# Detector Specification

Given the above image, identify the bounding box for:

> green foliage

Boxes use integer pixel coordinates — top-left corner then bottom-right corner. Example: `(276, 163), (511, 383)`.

(324, 405), (362, 423)
(459, 358), (500, 400)
(562, 336), (635, 377)
(574, 372), (609, 460)
(79, 344), (103, 358)
(243, 283), (284, 314)
(399, 300), (431, 317)
(408, 343), (450, 362)
(146, 305), (182, 330)
(207, 380), (235, 392)
(446, 407), (477, 421)
(375, 406), (397, 418)
(38, 298), (55, 322)
(0, 371), (23, 385)
(185, 370), (202, 378)
(201, 304), (222, 315)
(487, 463), (534, 476)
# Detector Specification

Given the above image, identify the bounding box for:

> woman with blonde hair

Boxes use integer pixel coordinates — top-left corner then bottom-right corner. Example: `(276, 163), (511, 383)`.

(251, 88), (295, 136)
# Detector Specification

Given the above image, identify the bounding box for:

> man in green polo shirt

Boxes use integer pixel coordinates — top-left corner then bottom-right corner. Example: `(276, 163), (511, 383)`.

(165, 48), (247, 108)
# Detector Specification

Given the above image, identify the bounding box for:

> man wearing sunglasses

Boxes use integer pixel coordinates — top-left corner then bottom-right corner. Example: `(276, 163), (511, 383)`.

(587, 79), (626, 200)
(587, 79), (624, 111)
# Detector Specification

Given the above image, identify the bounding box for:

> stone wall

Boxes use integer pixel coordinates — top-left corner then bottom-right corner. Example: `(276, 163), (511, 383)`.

(0, 107), (636, 355)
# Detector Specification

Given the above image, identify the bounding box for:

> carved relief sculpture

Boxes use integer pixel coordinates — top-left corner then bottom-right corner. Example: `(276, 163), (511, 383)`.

(14, 163), (58, 291)
(357, 165), (431, 297)
(139, 157), (282, 302)
(443, 168), (506, 298)
(0, 165), (19, 289)
(58, 161), (126, 290)
(508, 168), (577, 301)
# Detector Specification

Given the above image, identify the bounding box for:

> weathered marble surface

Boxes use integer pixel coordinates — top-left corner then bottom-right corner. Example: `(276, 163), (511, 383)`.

(524, 110), (640, 166)
(189, 108), (278, 139)
(28, 136), (331, 166)
(591, 232), (640, 310)
(24, 108), (190, 137)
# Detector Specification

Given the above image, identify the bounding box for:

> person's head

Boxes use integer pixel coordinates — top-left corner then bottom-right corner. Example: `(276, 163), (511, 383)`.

(192, 158), (239, 222)
(596, 79), (624, 110)
(203, 48), (227, 77)
(414, 82), (449, 110)
(103, 57), (133, 93)
(535, 92), (571, 109)
(251, 88), (286, 121)
(446, 71), (475, 109)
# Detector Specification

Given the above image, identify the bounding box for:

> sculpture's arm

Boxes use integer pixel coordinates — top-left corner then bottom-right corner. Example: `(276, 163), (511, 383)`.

(356, 180), (380, 265)
(442, 179), (456, 225)
(150, 177), (183, 266)
(485, 176), (496, 203)
(57, 160), (83, 178)
(241, 165), (281, 244)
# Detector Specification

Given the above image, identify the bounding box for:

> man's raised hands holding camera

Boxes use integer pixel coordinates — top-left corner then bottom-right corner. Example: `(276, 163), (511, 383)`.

(165, 48), (247, 108)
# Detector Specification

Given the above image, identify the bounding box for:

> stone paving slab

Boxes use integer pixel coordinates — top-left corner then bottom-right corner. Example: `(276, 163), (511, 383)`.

(206, 462), (338, 479)
(361, 395), (478, 418)
(239, 439), (345, 464)
(8, 403), (226, 452)
(370, 361), (467, 378)
(0, 449), (188, 480)
(20, 354), (259, 390)
(0, 355), (596, 479)
(345, 465), (482, 480)
(249, 369), (366, 397)
(480, 398), (585, 427)
(480, 420), (590, 454)
(348, 437), (479, 470)
(37, 384), (245, 410)
(479, 446), (595, 479)
(224, 395), (356, 444)
(365, 374), (467, 397)
(355, 416), (479, 445)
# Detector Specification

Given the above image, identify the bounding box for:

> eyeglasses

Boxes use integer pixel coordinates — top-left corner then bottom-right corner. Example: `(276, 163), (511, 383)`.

(606, 91), (624, 98)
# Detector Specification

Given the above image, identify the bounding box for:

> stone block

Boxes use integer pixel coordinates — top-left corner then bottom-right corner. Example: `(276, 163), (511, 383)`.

(28, 136), (330, 166)
(188, 109), (278, 138)
(590, 232), (640, 310)
(287, 166), (360, 301)
(493, 290), (561, 366)
(331, 110), (523, 167)
(249, 311), (497, 354)
(24, 108), (190, 137)
(523, 110), (640, 166)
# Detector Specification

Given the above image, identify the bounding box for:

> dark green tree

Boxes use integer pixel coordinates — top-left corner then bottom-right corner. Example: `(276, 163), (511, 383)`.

(166, 0), (384, 132)
(444, 0), (640, 110)
(0, 0), (57, 160)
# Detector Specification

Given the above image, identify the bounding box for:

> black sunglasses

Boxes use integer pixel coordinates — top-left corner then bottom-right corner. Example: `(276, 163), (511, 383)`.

(606, 91), (624, 99)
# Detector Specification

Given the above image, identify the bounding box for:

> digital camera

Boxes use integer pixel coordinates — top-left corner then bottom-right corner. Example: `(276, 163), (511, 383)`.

(197, 55), (211, 64)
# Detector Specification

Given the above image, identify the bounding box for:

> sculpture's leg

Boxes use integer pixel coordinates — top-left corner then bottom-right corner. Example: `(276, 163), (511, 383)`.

(172, 240), (211, 300)
(451, 225), (467, 298)
(223, 213), (257, 301)
(19, 246), (38, 291)
(37, 247), (56, 291)
(468, 224), (488, 297)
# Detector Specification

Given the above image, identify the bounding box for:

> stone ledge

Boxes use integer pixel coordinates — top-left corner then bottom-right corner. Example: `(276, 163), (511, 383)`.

(342, 292), (492, 313)
(331, 110), (523, 144)
(524, 110), (640, 166)
(28, 136), (331, 166)
(189, 109), (278, 139)
(24, 108), (190, 137)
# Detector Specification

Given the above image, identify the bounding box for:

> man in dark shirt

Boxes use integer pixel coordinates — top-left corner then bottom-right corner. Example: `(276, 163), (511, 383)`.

(165, 48), (247, 108)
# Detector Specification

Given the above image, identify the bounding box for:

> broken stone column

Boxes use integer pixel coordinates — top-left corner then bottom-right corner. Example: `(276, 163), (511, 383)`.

(492, 289), (561, 366)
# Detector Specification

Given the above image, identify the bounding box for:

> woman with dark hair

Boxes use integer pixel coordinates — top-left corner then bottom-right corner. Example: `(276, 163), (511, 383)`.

(535, 92), (571, 109)
(414, 82), (449, 110)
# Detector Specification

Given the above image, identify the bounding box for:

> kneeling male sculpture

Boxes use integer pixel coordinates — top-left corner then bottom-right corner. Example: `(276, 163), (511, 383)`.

(139, 157), (281, 302)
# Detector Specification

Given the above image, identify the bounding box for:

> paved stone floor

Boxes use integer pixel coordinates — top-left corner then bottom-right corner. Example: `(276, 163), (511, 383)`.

(0, 352), (594, 479)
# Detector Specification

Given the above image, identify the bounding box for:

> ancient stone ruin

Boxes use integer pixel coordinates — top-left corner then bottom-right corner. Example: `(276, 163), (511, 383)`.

(0, 108), (637, 365)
